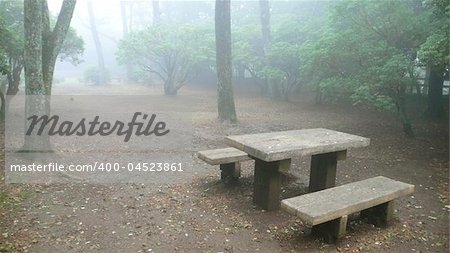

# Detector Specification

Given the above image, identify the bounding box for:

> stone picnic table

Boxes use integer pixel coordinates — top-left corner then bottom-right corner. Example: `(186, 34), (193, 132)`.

(225, 128), (370, 211)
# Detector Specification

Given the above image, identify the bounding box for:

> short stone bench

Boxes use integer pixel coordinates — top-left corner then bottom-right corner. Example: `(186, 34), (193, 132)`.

(197, 147), (252, 183)
(281, 176), (415, 242)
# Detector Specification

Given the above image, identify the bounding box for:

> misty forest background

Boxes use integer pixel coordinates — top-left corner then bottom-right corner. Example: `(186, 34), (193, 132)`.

(0, 0), (448, 137)
(0, 1), (449, 252)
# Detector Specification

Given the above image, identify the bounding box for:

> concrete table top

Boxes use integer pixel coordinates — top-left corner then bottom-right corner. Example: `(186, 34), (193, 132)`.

(225, 128), (370, 162)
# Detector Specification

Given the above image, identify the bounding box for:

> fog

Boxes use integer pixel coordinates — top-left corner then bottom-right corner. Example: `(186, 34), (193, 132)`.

(49, 0), (324, 87)
(1, 1), (448, 251)
(50, 0), (140, 82)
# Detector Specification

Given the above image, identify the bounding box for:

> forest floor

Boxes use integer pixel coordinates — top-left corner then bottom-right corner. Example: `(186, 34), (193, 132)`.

(0, 83), (448, 253)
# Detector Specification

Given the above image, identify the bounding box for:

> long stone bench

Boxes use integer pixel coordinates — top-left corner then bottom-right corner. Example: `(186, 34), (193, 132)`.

(197, 147), (252, 183)
(281, 176), (414, 242)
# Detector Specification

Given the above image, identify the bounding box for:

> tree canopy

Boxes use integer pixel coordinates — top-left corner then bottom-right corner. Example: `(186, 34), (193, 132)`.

(299, 0), (446, 136)
(0, 0), (83, 95)
(117, 22), (214, 95)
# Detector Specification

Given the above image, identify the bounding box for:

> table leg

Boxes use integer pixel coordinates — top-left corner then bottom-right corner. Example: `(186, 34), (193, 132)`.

(253, 158), (291, 211)
(309, 150), (346, 192)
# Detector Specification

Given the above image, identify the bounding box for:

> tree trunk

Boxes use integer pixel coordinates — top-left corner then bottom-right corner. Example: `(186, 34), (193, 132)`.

(87, 0), (106, 85)
(215, 0), (237, 123)
(24, 0), (43, 95)
(152, 0), (161, 25)
(164, 78), (178, 96)
(395, 98), (414, 137)
(120, 1), (132, 81)
(259, 0), (279, 99)
(6, 66), (21, 95)
(23, 0), (51, 151)
(236, 64), (245, 81)
(22, 0), (77, 151)
(41, 0), (76, 93)
(0, 89), (5, 120)
(426, 66), (444, 119)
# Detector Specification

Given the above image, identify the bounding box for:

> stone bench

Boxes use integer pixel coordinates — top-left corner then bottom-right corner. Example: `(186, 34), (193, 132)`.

(197, 147), (252, 183)
(281, 176), (414, 242)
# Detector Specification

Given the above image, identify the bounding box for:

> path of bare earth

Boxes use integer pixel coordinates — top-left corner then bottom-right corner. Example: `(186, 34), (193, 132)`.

(1, 83), (448, 252)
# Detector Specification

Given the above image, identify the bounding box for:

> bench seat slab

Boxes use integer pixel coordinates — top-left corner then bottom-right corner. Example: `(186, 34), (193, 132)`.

(281, 176), (414, 226)
(198, 148), (250, 165)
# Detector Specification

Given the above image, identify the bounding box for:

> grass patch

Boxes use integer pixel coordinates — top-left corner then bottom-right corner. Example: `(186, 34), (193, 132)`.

(0, 189), (31, 208)
(0, 191), (10, 208)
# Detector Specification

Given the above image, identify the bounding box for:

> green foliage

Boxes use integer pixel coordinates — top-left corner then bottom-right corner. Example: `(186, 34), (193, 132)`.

(0, 1), (24, 69)
(299, 0), (432, 135)
(0, 1), (83, 65)
(0, 0), (84, 91)
(0, 17), (9, 75)
(231, 14), (325, 97)
(418, 0), (449, 70)
(83, 65), (110, 85)
(232, 24), (263, 79)
(117, 22), (214, 95)
(58, 27), (84, 65)
(129, 67), (153, 84)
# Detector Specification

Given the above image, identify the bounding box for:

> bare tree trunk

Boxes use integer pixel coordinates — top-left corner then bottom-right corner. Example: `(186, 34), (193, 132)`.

(396, 98), (414, 137)
(42, 0), (76, 93)
(259, 0), (279, 99)
(23, 0), (77, 151)
(152, 0), (161, 25)
(87, 0), (106, 85)
(120, 1), (132, 81)
(23, 0), (49, 151)
(426, 66), (444, 119)
(120, 1), (129, 35)
(394, 87), (414, 137)
(24, 0), (43, 95)
(6, 65), (21, 95)
(215, 0), (237, 123)
(0, 87), (5, 120)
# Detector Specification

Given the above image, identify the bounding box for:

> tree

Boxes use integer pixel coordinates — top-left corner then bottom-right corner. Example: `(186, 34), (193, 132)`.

(259, 0), (275, 97)
(0, 17), (9, 116)
(302, 0), (429, 136)
(262, 17), (316, 100)
(22, 0), (77, 151)
(0, 0), (82, 114)
(0, 1), (24, 96)
(87, 0), (106, 85)
(215, 0), (237, 122)
(418, 0), (449, 119)
(117, 23), (214, 95)
(232, 24), (263, 82)
(120, 0), (132, 80)
(264, 41), (302, 100)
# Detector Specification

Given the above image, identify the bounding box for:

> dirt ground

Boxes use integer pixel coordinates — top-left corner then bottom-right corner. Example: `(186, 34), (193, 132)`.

(0, 83), (448, 252)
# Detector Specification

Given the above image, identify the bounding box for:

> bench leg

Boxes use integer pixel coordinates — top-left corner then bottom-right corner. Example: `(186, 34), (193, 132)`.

(311, 215), (348, 243)
(361, 200), (395, 227)
(220, 162), (241, 183)
(309, 151), (341, 192)
(253, 159), (291, 211)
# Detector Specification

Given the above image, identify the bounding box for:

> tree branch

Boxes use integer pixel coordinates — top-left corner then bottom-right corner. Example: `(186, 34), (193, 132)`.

(143, 65), (166, 81)
(51, 0), (77, 60)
